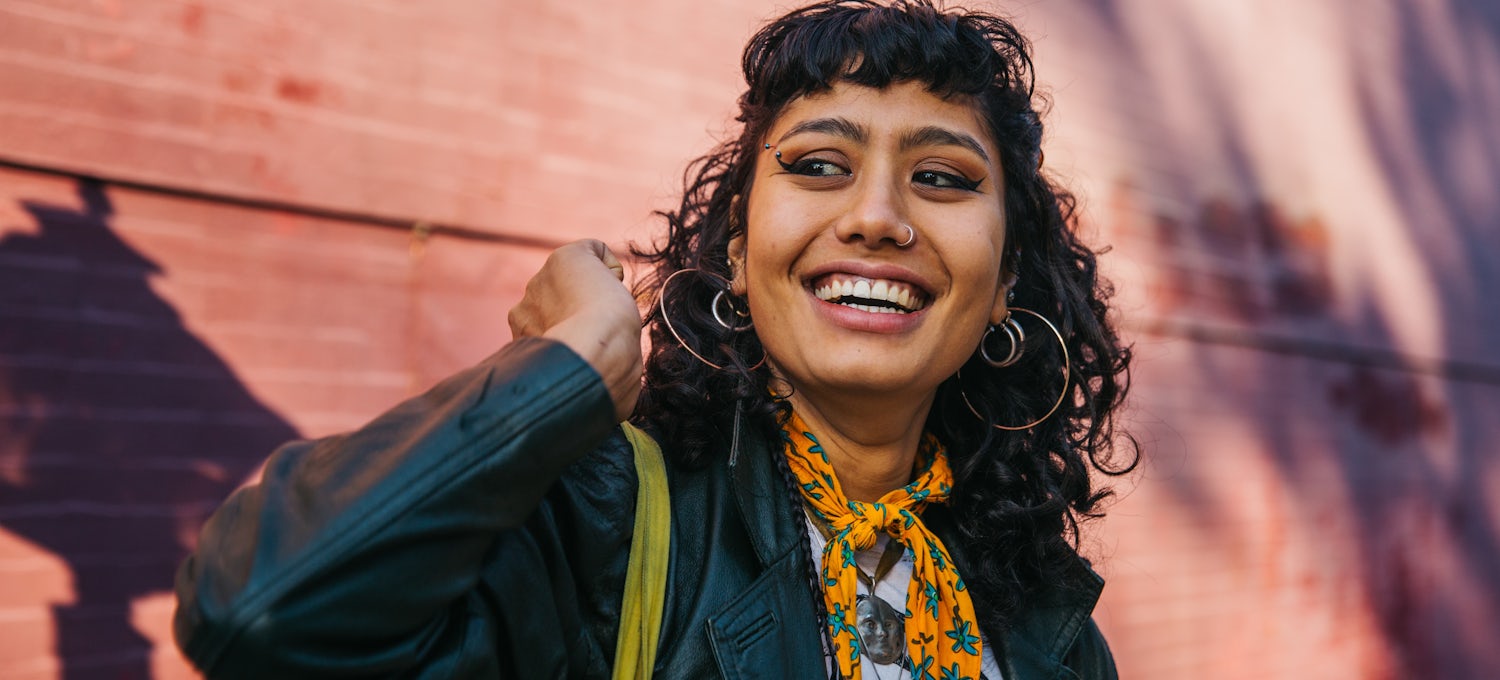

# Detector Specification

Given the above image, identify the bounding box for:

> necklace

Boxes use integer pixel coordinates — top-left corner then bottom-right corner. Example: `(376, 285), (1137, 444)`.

(804, 506), (908, 665)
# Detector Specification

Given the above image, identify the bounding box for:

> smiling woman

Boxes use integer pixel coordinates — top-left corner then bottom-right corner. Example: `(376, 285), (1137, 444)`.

(735, 81), (1010, 445)
(173, 2), (1134, 679)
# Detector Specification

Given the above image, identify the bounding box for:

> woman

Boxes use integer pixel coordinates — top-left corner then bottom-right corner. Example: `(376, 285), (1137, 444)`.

(174, 1), (1134, 678)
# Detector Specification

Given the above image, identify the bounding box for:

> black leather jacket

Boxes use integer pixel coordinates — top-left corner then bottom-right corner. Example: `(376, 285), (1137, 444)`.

(175, 338), (1117, 679)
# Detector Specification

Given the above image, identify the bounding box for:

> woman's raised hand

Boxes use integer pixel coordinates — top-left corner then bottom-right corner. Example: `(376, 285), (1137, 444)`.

(508, 240), (643, 422)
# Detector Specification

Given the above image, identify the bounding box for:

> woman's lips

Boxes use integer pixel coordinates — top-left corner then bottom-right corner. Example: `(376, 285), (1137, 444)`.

(798, 261), (935, 331)
(806, 286), (928, 332)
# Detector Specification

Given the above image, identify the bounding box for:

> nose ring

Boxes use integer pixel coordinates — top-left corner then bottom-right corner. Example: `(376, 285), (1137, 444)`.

(896, 224), (916, 248)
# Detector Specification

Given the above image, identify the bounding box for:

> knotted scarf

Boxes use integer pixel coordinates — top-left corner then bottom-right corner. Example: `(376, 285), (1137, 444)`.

(781, 410), (981, 680)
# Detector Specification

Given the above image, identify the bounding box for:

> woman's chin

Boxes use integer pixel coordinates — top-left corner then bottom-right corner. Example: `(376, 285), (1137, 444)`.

(778, 363), (945, 408)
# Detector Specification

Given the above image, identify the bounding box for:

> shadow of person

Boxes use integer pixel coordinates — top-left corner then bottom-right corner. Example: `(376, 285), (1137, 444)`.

(0, 179), (298, 679)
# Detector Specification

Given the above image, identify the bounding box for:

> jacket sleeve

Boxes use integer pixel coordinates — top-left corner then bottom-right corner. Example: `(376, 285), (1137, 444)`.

(173, 337), (622, 678)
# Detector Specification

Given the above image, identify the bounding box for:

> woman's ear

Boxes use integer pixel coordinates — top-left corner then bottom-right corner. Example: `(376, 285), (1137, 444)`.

(991, 269), (1019, 325)
(727, 195), (748, 297)
(727, 233), (748, 297)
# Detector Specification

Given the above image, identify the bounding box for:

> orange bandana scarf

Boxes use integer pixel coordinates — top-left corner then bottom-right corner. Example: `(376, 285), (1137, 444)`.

(781, 410), (981, 680)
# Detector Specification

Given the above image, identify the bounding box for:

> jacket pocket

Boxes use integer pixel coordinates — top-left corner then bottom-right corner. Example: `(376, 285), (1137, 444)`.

(705, 552), (819, 680)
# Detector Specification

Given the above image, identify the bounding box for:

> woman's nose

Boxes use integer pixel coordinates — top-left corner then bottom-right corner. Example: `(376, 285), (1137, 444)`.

(834, 175), (910, 249)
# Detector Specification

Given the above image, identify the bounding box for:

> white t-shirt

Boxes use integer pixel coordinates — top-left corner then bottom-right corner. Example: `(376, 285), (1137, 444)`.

(805, 515), (1005, 680)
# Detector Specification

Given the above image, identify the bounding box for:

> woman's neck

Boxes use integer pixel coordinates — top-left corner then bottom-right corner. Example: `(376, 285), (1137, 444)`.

(785, 390), (935, 502)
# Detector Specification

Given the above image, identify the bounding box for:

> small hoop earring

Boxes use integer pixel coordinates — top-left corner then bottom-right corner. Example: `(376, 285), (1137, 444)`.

(958, 307), (1069, 431)
(896, 224), (916, 248)
(711, 289), (754, 331)
(658, 268), (766, 371)
(978, 312), (1026, 368)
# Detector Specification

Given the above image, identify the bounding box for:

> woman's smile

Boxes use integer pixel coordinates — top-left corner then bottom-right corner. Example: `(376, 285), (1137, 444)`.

(803, 259), (934, 332)
(812, 276), (928, 314)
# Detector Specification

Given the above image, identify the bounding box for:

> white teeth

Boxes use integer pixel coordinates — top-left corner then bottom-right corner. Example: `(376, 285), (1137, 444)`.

(847, 303), (900, 314)
(811, 275), (926, 312)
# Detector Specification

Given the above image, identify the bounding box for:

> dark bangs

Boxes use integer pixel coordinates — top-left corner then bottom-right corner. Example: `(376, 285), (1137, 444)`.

(740, 0), (1035, 114)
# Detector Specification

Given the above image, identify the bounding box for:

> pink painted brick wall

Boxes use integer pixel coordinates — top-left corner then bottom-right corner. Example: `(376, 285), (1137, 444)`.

(0, 0), (770, 244)
(1, 1), (1497, 678)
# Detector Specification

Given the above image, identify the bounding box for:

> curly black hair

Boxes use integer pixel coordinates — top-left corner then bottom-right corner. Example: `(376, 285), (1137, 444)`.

(630, 0), (1137, 634)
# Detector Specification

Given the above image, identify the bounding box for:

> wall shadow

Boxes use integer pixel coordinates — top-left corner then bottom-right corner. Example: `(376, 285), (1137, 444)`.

(1077, 0), (1500, 674)
(0, 179), (297, 680)
(1109, 171), (1500, 676)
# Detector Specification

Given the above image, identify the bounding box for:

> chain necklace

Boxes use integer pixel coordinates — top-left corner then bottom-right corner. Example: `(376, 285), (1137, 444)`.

(804, 506), (909, 666)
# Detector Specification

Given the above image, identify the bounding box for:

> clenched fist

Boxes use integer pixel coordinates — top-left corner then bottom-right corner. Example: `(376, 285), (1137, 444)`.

(508, 240), (642, 422)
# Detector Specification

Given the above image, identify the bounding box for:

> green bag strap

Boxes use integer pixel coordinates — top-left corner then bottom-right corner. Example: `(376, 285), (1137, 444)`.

(612, 422), (671, 680)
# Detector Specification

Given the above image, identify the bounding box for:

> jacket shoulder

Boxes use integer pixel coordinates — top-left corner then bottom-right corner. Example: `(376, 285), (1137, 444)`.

(548, 426), (640, 535)
(1062, 616), (1117, 679)
(999, 556), (1117, 679)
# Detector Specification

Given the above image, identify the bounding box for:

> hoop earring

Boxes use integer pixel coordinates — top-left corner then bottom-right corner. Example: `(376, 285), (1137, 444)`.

(711, 290), (754, 331)
(978, 312), (1026, 368)
(658, 268), (766, 371)
(958, 307), (1069, 431)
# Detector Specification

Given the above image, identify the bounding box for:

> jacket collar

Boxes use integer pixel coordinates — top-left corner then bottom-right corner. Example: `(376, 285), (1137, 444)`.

(999, 567), (1104, 677)
(921, 505), (1105, 676)
(726, 409), (803, 567)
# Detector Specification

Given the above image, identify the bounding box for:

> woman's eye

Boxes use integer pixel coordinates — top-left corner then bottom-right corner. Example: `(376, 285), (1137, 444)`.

(914, 170), (981, 191)
(778, 157), (849, 177)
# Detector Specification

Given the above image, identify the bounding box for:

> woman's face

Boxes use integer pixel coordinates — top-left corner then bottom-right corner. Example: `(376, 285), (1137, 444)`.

(730, 80), (1011, 406)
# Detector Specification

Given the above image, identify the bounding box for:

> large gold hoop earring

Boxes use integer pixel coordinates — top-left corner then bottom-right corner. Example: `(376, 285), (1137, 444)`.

(958, 307), (1069, 431)
(657, 268), (766, 371)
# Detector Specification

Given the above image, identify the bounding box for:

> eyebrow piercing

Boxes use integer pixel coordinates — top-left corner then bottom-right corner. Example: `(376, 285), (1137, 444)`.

(765, 142), (792, 171)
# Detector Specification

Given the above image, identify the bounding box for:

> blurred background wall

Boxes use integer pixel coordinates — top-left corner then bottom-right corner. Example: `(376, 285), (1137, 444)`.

(1, 0), (1496, 678)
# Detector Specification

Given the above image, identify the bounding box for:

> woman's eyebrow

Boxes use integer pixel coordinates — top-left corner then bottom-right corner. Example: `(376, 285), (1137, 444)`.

(900, 126), (991, 164)
(778, 117), (868, 144)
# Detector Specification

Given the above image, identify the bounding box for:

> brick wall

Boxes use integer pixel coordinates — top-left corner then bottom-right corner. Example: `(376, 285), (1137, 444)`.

(1030, 3), (1500, 676)
(1, 0), (1497, 678)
